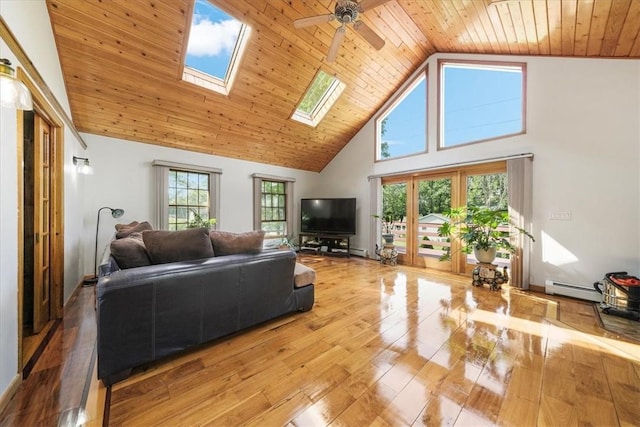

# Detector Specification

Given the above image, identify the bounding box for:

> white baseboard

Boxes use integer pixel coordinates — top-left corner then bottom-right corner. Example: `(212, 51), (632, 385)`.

(0, 374), (21, 415)
(545, 279), (602, 302)
(349, 248), (368, 258)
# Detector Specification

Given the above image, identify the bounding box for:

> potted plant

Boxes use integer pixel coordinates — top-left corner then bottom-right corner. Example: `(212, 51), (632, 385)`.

(373, 214), (396, 244)
(437, 206), (534, 263)
(187, 210), (217, 229)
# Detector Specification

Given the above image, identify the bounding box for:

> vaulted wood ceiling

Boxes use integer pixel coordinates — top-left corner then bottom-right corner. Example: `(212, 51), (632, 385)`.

(46, 0), (640, 172)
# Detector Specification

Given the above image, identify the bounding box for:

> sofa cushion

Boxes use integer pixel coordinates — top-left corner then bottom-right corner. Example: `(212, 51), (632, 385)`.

(115, 221), (139, 232)
(209, 230), (265, 256)
(294, 263), (316, 288)
(109, 232), (151, 269)
(116, 221), (153, 239)
(143, 228), (214, 264)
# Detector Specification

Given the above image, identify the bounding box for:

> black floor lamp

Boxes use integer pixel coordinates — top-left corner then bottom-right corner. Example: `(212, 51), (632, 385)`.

(83, 206), (124, 286)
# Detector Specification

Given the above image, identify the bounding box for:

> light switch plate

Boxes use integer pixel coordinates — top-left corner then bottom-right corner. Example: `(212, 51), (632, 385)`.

(549, 211), (572, 220)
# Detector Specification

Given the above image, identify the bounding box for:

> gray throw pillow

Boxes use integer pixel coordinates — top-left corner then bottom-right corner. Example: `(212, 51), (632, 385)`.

(115, 221), (153, 239)
(209, 230), (265, 256)
(109, 232), (151, 269)
(143, 228), (214, 265)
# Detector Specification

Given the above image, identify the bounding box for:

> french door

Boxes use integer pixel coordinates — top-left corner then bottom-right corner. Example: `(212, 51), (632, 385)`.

(33, 115), (53, 333)
(381, 161), (506, 274)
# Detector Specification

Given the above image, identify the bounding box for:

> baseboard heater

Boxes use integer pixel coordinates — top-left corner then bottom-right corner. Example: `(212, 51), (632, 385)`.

(545, 280), (602, 302)
(350, 248), (368, 258)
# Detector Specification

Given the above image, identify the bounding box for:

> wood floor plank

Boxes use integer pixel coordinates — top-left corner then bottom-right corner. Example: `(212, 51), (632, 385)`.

(3, 255), (640, 426)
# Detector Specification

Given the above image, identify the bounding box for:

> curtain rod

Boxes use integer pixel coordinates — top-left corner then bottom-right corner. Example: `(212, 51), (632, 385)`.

(367, 152), (534, 180)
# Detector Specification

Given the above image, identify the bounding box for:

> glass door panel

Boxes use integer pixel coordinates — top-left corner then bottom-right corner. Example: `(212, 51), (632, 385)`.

(415, 176), (452, 270)
(381, 182), (407, 258)
(464, 172), (509, 271)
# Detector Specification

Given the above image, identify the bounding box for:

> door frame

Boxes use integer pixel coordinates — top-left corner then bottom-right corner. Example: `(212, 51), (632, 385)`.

(16, 68), (65, 371)
(382, 161), (506, 274)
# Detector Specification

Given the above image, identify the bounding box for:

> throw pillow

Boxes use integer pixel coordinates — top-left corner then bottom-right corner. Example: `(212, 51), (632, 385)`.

(143, 227), (214, 265)
(114, 221), (139, 232)
(109, 232), (151, 269)
(209, 230), (265, 256)
(115, 221), (153, 239)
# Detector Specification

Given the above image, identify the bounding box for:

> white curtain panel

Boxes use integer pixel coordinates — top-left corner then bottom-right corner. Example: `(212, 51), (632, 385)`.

(507, 157), (533, 289)
(369, 176), (382, 259)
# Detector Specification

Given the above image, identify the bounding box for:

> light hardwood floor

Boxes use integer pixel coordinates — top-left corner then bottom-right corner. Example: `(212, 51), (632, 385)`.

(1, 255), (639, 426)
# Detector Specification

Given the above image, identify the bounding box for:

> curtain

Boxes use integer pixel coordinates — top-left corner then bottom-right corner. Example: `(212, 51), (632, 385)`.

(369, 176), (382, 259)
(251, 173), (295, 240)
(507, 157), (533, 289)
(152, 160), (222, 230)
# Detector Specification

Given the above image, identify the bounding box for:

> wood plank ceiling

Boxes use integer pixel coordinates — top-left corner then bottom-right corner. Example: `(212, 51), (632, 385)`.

(46, 0), (640, 172)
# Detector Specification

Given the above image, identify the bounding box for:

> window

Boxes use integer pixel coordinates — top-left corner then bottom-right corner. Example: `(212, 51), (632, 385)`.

(182, 0), (251, 95)
(153, 160), (221, 230)
(439, 60), (525, 148)
(376, 69), (427, 160)
(167, 170), (211, 230)
(292, 70), (345, 127)
(252, 174), (295, 248)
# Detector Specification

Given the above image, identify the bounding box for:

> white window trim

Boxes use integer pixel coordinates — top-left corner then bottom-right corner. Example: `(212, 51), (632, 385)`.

(252, 173), (295, 246)
(153, 160), (222, 230)
(291, 72), (346, 128)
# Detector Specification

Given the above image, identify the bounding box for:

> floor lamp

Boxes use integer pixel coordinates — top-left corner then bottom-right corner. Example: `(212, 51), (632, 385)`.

(83, 206), (124, 286)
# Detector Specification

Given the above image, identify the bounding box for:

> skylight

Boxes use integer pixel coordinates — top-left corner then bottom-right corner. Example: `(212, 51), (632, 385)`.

(292, 70), (345, 128)
(182, 0), (250, 95)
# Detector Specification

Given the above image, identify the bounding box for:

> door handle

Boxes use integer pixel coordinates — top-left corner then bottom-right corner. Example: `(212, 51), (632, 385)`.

(35, 233), (40, 244)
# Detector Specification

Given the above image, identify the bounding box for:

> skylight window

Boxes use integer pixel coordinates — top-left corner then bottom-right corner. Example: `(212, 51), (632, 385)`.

(292, 70), (345, 128)
(182, 0), (250, 95)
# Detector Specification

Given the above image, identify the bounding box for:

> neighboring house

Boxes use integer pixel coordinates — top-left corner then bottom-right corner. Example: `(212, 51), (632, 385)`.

(1, 0), (639, 407)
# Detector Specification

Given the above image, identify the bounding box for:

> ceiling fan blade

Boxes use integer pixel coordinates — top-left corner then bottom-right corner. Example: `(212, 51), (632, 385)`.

(293, 14), (334, 29)
(353, 21), (385, 50)
(327, 26), (346, 62)
(358, 0), (392, 12)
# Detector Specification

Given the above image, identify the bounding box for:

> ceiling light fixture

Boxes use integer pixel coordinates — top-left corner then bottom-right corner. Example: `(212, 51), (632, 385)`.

(0, 58), (32, 110)
(73, 156), (94, 175)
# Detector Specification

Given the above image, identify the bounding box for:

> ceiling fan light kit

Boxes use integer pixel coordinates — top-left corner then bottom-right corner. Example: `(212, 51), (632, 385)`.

(294, 0), (390, 62)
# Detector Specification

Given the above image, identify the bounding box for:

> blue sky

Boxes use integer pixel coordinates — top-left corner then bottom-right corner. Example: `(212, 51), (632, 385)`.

(185, 0), (242, 80)
(382, 65), (523, 158)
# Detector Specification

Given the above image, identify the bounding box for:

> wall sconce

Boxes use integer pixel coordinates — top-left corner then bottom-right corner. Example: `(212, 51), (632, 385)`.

(73, 156), (94, 175)
(0, 58), (32, 110)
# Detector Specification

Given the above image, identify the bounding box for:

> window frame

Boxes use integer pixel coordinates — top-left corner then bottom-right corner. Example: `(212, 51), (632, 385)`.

(437, 59), (527, 150)
(180, 1), (251, 96)
(153, 160), (221, 230)
(252, 173), (295, 248)
(374, 66), (428, 162)
(291, 70), (346, 128)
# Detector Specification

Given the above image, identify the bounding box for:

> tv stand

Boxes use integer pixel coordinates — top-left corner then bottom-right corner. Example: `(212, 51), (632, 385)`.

(299, 233), (352, 257)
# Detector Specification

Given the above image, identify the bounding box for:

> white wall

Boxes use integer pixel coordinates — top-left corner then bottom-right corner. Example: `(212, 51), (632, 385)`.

(78, 134), (320, 274)
(0, 0), (87, 402)
(321, 53), (640, 288)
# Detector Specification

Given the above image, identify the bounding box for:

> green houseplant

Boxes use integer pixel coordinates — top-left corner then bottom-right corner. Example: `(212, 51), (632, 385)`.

(186, 210), (217, 229)
(437, 206), (534, 263)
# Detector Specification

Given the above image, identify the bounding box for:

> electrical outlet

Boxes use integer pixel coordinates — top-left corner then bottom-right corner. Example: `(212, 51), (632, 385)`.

(549, 211), (572, 220)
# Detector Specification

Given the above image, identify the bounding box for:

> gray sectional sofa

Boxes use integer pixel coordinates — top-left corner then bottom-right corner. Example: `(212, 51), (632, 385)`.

(95, 226), (315, 386)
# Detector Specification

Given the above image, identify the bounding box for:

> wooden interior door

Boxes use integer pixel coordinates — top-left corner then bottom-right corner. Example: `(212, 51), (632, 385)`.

(33, 115), (52, 333)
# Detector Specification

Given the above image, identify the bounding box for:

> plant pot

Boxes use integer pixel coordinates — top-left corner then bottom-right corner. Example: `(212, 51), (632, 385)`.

(474, 246), (497, 264)
(382, 234), (394, 244)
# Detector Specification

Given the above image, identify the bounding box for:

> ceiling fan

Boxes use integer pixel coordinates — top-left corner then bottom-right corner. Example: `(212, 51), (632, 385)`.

(293, 0), (391, 62)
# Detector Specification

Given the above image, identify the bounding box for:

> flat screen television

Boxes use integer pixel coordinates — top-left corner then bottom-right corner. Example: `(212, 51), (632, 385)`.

(300, 198), (356, 235)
